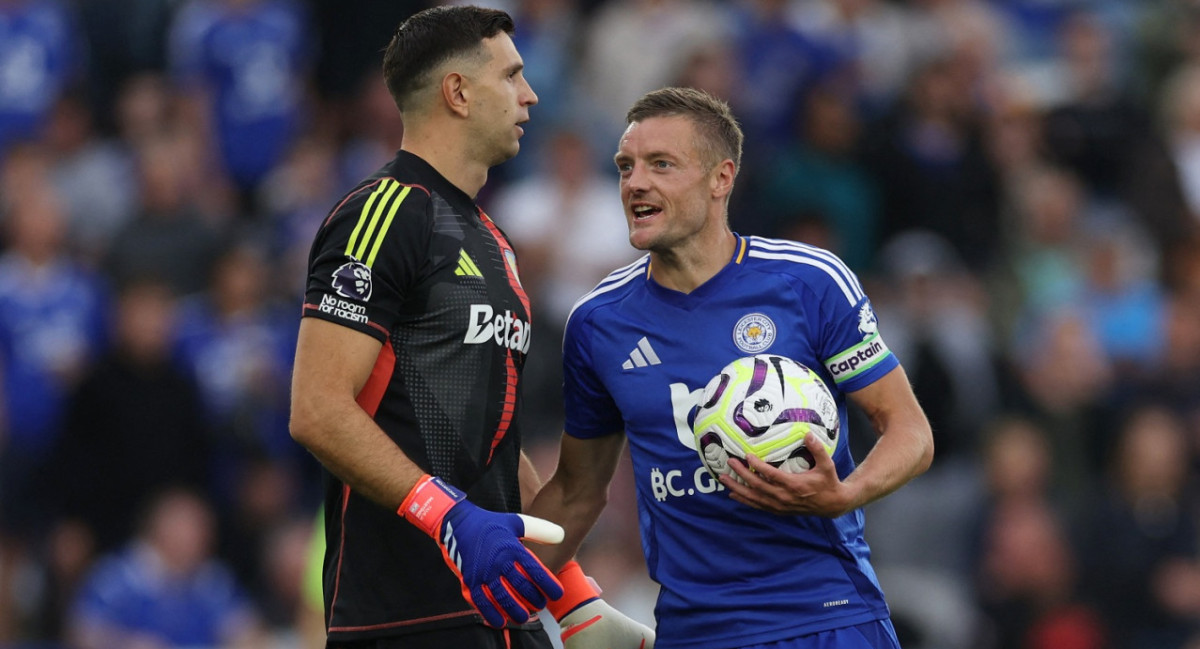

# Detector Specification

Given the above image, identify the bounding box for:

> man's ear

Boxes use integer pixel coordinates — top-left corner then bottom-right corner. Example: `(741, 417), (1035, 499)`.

(711, 159), (736, 200)
(442, 72), (470, 118)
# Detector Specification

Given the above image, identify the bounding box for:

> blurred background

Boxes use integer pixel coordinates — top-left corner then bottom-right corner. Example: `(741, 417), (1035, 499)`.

(1, 0), (1199, 647)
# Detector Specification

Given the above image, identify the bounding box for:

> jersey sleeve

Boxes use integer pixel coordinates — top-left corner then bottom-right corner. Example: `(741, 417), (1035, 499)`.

(808, 265), (899, 393)
(562, 308), (624, 439)
(302, 178), (430, 342)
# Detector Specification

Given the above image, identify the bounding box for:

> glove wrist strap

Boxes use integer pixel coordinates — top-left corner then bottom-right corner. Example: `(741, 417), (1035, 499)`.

(548, 560), (601, 620)
(398, 475), (465, 537)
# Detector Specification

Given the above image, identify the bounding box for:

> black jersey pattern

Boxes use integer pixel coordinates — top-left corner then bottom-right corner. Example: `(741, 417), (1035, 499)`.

(301, 151), (535, 640)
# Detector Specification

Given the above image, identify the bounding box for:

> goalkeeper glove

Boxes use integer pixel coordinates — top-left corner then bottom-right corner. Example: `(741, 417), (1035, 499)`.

(399, 475), (565, 628)
(548, 560), (656, 649)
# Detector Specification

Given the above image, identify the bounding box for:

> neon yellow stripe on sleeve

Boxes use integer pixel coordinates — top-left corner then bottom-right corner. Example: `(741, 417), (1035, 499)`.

(366, 186), (411, 267)
(345, 179), (395, 258)
(353, 180), (402, 262)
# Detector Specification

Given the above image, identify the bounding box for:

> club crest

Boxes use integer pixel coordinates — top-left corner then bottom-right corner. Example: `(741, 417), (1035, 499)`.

(733, 312), (776, 353)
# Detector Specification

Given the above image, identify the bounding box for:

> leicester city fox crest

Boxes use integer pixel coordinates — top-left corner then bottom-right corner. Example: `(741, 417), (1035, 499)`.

(733, 312), (776, 353)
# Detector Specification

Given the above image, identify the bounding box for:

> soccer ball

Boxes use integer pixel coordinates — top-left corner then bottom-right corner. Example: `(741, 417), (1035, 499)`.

(693, 354), (839, 481)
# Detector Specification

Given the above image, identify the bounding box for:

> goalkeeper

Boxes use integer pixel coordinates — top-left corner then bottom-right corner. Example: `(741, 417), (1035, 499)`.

(525, 87), (935, 649)
(289, 6), (651, 649)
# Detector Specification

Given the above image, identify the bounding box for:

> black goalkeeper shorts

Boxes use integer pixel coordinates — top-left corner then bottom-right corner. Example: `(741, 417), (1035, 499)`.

(328, 624), (554, 649)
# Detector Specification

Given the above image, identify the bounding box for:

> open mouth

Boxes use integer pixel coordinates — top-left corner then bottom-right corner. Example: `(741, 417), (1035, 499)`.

(632, 204), (661, 220)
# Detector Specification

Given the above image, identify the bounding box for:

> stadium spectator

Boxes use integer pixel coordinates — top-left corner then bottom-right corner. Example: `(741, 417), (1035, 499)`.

(0, 176), (107, 644)
(168, 0), (311, 216)
(103, 131), (225, 296)
(757, 79), (881, 270)
(171, 239), (304, 589)
(249, 515), (316, 641)
(307, 0), (425, 103)
(875, 230), (1003, 460)
(49, 279), (211, 555)
(1161, 64), (1200, 225)
(793, 0), (940, 114)
(335, 71), (405, 191)
(43, 90), (138, 263)
(576, 0), (730, 157)
(670, 40), (739, 105)
(728, 0), (843, 157)
(113, 73), (175, 147)
(0, 0), (81, 157)
(0, 188), (108, 544)
(863, 54), (1002, 272)
(974, 498), (1106, 649)
(1072, 215), (1168, 374)
(500, 0), (587, 179)
(31, 517), (95, 643)
(1042, 12), (1153, 205)
(1076, 406), (1200, 649)
(72, 0), (174, 133)
(259, 135), (344, 297)
(1010, 309), (1116, 501)
(982, 72), (1049, 186)
(1133, 237), (1200, 420)
(66, 488), (265, 649)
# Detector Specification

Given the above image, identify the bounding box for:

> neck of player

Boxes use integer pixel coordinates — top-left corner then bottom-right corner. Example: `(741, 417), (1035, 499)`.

(402, 132), (489, 199)
(650, 229), (738, 294)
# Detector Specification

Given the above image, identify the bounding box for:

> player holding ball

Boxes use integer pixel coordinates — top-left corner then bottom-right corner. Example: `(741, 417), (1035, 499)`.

(526, 87), (935, 649)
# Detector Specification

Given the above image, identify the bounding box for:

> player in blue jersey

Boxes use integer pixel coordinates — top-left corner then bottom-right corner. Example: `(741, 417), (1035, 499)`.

(526, 87), (935, 649)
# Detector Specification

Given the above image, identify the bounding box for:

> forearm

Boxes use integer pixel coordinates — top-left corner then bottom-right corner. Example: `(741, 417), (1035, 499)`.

(835, 366), (934, 512)
(519, 451), (545, 511)
(526, 472), (609, 572)
(525, 433), (626, 571)
(290, 392), (424, 511)
(290, 318), (426, 511)
(842, 417), (933, 511)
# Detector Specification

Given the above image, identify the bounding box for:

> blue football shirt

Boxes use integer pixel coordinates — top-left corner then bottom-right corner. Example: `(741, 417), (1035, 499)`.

(169, 0), (309, 187)
(0, 0), (77, 155)
(563, 235), (899, 649)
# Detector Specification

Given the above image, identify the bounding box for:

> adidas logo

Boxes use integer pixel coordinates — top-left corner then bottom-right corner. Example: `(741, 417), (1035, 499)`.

(455, 249), (483, 277)
(622, 337), (661, 370)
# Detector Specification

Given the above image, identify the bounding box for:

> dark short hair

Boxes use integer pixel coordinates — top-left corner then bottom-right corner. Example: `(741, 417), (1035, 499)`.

(382, 5), (515, 112)
(626, 87), (743, 172)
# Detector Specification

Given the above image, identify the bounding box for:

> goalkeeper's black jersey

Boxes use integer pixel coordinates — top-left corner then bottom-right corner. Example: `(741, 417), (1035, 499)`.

(301, 150), (536, 640)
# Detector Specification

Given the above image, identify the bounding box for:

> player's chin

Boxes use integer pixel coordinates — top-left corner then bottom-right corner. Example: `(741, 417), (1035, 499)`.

(491, 141), (521, 165)
(627, 227), (658, 251)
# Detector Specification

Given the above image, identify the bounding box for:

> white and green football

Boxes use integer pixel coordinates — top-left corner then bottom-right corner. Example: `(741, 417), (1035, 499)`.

(693, 354), (840, 481)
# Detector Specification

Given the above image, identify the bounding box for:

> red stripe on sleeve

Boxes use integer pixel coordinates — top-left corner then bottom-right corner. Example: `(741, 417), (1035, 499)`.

(355, 343), (395, 416)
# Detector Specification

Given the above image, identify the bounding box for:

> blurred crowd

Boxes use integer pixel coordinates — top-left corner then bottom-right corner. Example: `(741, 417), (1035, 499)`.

(1, 0), (1200, 648)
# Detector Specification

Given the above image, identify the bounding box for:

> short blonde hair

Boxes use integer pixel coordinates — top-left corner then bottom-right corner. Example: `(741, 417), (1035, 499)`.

(626, 87), (743, 172)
